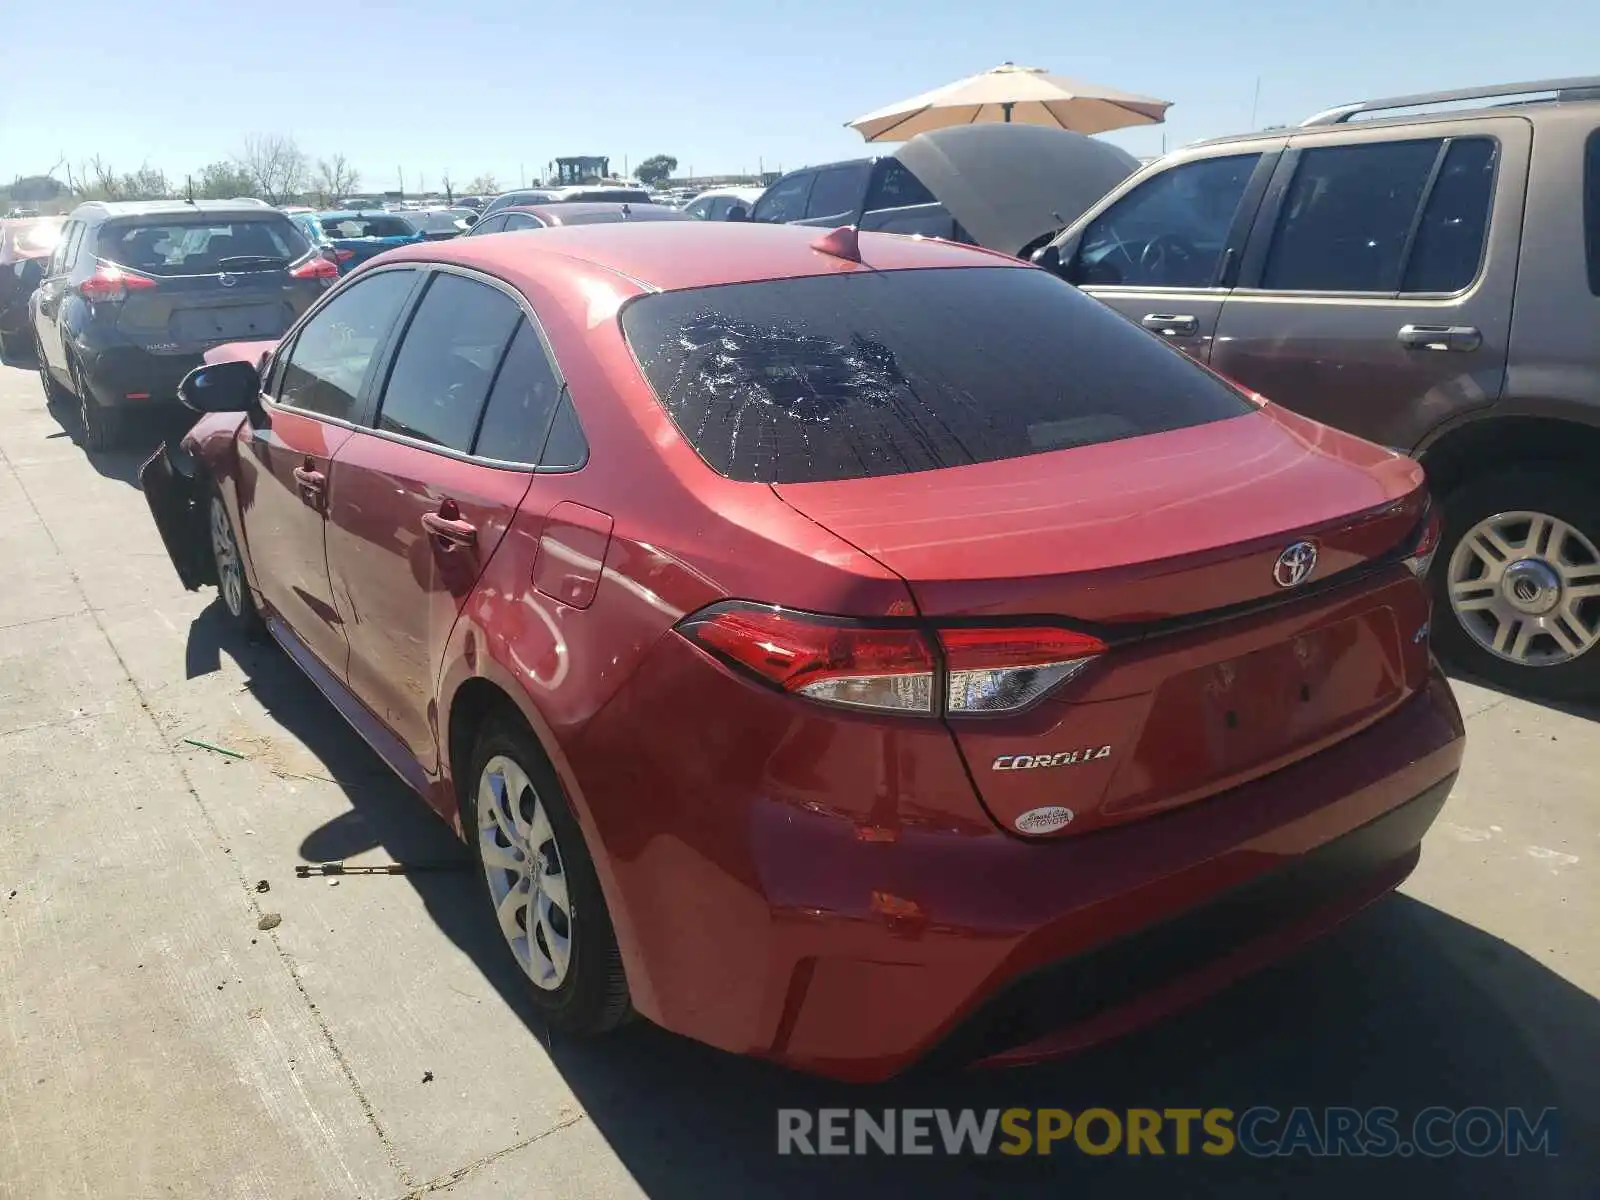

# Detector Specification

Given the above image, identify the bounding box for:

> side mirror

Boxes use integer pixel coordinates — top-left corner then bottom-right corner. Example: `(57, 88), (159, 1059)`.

(179, 359), (261, 414)
(461, 213), (478, 226)
(725, 205), (748, 222)
(1030, 243), (1062, 273)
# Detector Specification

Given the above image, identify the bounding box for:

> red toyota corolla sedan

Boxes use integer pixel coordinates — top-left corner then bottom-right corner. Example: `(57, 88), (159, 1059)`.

(142, 221), (1464, 1082)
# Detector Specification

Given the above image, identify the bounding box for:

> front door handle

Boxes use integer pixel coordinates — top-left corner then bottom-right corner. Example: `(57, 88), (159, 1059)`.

(1141, 313), (1199, 337)
(421, 500), (477, 549)
(291, 463), (325, 509)
(1398, 324), (1481, 352)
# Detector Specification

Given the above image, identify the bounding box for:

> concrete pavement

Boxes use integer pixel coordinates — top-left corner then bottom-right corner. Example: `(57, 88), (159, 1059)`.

(0, 360), (1594, 1199)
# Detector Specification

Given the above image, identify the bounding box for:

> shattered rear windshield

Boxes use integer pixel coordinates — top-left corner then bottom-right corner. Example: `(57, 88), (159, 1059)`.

(620, 266), (1252, 484)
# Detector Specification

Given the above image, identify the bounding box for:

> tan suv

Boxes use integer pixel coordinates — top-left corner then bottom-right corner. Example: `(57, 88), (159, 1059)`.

(1039, 76), (1600, 701)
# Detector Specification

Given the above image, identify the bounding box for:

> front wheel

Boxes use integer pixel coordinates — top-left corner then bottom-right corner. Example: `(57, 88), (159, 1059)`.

(209, 490), (263, 636)
(470, 717), (630, 1034)
(1433, 467), (1600, 701)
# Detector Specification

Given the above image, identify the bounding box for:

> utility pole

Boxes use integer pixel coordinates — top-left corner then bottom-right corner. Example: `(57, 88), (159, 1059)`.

(397, 166), (404, 199)
(520, 162), (526, 187)
(1249, 76), (1262, 129)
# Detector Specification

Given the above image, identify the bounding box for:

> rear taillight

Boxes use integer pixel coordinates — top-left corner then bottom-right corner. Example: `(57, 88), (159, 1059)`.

(334, 248), (356, 263)
(676, 603), (1105, 716)
(78, 261), (156, 302)
(1403, 503), (1443, 578)
(938, 626), (1106, 713)
(290, 255), (339, 280)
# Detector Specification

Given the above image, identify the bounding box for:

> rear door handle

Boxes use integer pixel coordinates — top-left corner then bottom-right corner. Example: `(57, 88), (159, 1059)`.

(1398, 324), (1481, 352)
(1141, 313), (1199, 336)
(421, 501), (477, 549)
(291, 464), (325, 509)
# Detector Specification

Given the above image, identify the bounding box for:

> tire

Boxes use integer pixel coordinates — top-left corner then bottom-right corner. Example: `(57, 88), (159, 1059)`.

(71, 359), (121, 452)
(36, 338), (70, 409)
(1432, 466), (1600, 702)
(208, 488), (263, 637)
(468, 715), (630, 1035)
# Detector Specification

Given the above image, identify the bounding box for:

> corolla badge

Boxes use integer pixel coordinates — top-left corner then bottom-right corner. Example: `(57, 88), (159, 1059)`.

(1014, 806), (1075, 835)
(1273, 540), (1318, 589)
(993, 745), (1112, 770)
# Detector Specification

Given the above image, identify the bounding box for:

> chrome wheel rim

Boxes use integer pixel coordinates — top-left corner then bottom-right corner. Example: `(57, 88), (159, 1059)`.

(1447, 509), (1600, 667)
(210, 498), (245, 618)
(477, 754), (572, 990)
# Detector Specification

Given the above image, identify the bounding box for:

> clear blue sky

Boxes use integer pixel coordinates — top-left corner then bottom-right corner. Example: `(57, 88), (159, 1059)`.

(1, 0), (1595, 190)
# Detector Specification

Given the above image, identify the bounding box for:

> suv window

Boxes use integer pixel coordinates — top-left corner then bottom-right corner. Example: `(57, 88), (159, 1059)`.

(1074, 153), (1261, 288)
(278, 270), (417, 421)
(621, 266), (1251, 484)
(376, 274), (522, 451)
(865, 160), (936, 211)
(97, 217), (307, 275)
(1584, 130), (1600, 296)
(322, 214), (415, 239)
(50, 221), (82, 274)
(1401, 138), (1497, 293)
(471, 214), (509, 235)
(471, 322), (564, 463)
(1262, 139), (1442, 292)
(504, 212), (541, 231)
(805, 164), (870, 220)
(752, 172), (812, 223)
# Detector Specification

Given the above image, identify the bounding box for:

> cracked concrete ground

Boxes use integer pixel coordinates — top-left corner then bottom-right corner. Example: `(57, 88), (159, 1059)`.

(0, 360), (1595, 1199)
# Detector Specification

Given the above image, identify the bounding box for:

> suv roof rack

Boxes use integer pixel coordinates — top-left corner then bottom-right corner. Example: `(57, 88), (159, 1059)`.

(1300, 76), (1600, 126)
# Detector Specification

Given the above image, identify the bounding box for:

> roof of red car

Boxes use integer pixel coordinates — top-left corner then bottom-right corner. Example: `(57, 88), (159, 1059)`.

(377, 220), (1023, 293)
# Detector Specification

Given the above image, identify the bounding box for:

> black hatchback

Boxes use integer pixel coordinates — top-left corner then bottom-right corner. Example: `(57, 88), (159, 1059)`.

(30, 200), (336, 449)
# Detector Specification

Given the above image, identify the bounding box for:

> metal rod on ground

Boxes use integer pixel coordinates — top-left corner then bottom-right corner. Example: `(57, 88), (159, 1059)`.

(295, 860), (470, 878)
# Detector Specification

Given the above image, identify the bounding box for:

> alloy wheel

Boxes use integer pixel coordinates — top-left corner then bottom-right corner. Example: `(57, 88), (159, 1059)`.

(209, 497), (245, 618)
(477, 754), (573, 990)
(1446, 509), (1600, 667)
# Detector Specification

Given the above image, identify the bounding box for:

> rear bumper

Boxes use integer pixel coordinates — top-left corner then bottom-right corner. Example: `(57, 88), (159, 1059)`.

(574, 646), (1464, 1081)
(79, 341), (202, 408)
(140, 442), (213, 591)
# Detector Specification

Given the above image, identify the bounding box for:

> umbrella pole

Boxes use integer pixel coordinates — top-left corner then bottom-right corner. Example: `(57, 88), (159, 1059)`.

(1001, 102), (1014, 123)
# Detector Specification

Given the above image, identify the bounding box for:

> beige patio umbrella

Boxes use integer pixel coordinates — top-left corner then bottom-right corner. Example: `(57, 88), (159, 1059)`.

(847, 62), (1171, 142)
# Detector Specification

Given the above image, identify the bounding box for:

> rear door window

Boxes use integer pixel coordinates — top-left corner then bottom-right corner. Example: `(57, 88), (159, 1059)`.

(375, 273), (522, 451)
(1073, 153), (1262, 288)
(751, 172), (812, 223)
(621, 266), (1251, 484)
(865, 160), (936, 211)
(1400, 137), (1497, 293)
(1261, 139), (1442, 292)
(96, 218), (308, 275)
(471, 214), (509, 235)
(471, 321), (565, 463)
(278, 270), (417, 421)
(805, 164), (870, 220)
(503, 213), (541, 230)
(322, 215), (415, 239)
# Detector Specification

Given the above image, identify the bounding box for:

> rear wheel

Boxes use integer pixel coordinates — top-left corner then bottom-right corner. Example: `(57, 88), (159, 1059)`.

(1434, 467), (1600, 701)
(470, 717), (630, 1034)
(71, 359), (121, 452)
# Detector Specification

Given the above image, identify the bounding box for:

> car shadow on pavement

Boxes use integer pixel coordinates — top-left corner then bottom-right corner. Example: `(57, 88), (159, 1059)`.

(194, 610), (1599, 1200)
(1446, 667), (1600, 725)
(37, 390), (195, 488)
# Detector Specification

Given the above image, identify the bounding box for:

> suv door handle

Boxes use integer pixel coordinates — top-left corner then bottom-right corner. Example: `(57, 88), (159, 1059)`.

(1398, 324), (1481, 352)
(421, 501), (477, 549)
(291, 464), (325, 508)
(1141, 313), (1199, 336)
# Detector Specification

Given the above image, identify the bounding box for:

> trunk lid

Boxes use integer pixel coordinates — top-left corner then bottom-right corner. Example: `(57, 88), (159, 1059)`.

(774, 406), (1435, 838)
(114, 265), (305, 350)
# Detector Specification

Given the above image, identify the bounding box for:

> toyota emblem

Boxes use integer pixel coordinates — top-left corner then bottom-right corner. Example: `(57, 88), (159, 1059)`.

(1273, 540), (1318, 589)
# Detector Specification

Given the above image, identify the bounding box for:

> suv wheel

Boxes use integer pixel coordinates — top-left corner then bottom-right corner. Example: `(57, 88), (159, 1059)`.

(1434, 467), (1600, 701)
(72, 361), (121, 452)
(469, 716), (631, 1034)
(35, 338), (69, 409)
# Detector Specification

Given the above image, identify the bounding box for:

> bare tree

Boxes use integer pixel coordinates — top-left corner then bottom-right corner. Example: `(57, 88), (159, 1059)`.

(466, 174), (499, 196)
(312, 153), (360, 206)
(440, 173), (454, 205)
(89, 155), (121, 200)
(241, 134), (309, 205)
